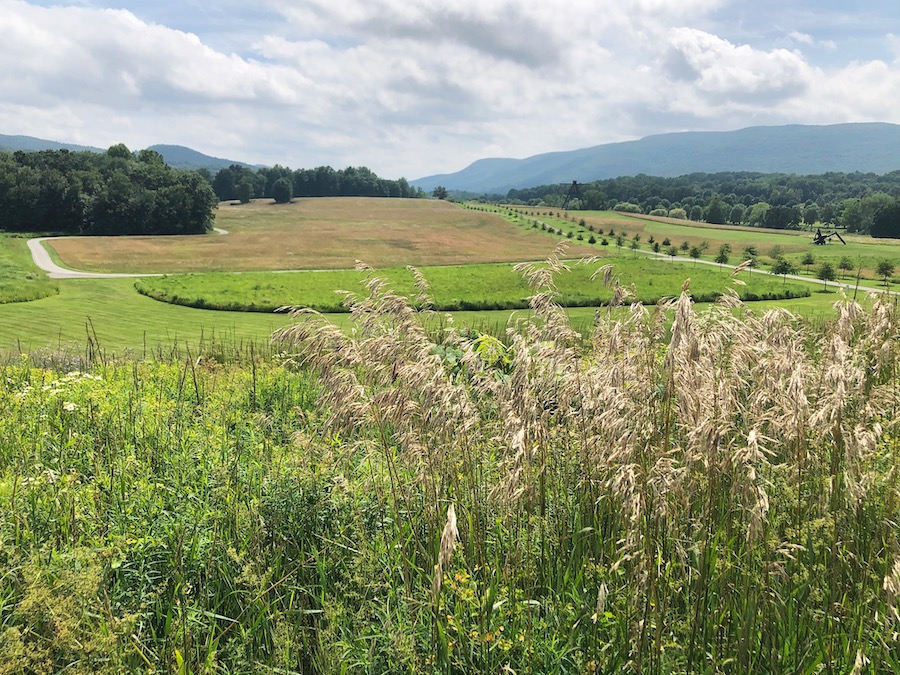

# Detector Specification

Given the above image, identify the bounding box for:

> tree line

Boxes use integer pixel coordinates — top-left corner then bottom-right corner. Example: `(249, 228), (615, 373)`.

(494, 170), (900, 237)
(0, 145), (217, 235)
(210, 164), (425, 203)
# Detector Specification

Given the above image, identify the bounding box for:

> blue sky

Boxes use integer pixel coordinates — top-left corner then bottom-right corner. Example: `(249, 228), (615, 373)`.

(4, 0), (900, 179)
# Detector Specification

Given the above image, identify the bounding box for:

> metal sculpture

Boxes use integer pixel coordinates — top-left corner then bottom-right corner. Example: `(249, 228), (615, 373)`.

(812, 228), (846, 245)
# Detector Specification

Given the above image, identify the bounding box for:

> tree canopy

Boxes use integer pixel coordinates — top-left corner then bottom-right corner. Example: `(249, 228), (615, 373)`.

(211, 164), (422, 202)
(0, 146), (216, 235)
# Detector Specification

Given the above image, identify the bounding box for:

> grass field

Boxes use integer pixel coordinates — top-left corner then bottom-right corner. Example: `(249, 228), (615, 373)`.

(0, 277), (289, 356)
(1, 195), (889, 355)
(0, 233), (58, 303)
(134, 256), (812, 314)
(497, 205), (900, 285)
(42, 198), (596, 274)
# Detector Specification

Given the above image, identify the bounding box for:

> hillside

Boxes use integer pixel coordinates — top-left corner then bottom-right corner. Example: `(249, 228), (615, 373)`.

(412, 123), (900, 194)
(0, 134), (257, 171)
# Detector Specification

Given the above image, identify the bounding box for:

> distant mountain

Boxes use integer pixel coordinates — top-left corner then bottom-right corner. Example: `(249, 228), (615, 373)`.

(0, 134), (259, 172)
(412, 123), (900, 194)
(0, 134), (103, 154)
(145, 144), (263, 171)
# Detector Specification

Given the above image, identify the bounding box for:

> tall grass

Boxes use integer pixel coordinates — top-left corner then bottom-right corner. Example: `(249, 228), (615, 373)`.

(1, 252), (898, 673)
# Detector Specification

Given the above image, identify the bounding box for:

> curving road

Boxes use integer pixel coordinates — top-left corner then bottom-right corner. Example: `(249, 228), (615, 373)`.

(27, 237), (161, 279)
(27, 227), (229, 279)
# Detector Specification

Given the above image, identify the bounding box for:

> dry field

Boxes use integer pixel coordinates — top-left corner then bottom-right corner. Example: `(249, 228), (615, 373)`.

(46, 198), (596, 273)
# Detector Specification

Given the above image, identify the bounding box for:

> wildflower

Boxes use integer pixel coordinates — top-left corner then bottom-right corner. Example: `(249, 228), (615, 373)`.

(63, 401), (78, 412)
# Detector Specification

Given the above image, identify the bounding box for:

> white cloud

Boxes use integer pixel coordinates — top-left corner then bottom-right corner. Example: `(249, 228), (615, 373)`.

(664, 28), (813, 98)
(2, 0), (900, 179)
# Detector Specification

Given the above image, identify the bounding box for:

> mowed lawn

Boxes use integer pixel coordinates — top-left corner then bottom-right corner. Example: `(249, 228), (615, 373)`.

(44, 198), (597, 274)
(134, 257), (813, 313)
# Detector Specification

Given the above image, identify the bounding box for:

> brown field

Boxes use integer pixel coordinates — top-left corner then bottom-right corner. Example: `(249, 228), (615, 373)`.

(47, 198), (596, 273)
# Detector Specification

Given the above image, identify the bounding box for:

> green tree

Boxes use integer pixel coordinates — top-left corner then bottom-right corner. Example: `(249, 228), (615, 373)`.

(237, 176), (254, 204)
(432, 186), (448, 200)
(746, 202), (770, 228)
(772, 258), (796, 284)
(689, 205), (703, 221)
(876, 260), (895, 287)
(838, 256), (854, 279)
(728, 204), (745, 225)
(870, 200), (900, 238)
(705, 196), (727, 224)
(668, 208), (687, 219)
(689, 245), (702, 265)
(715, 243), (731, 265)
(272, 177), (293, 204)
(841, 194), (893, 234)
(801, 252), (815, 275)
(817, 261), (836, 290)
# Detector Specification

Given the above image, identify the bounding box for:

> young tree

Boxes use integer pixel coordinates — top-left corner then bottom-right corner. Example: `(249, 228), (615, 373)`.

(876, 260), (895, 287)
(838, 256), (854, 279)
(817, 261), (836, 290)
(801, 252), (815, 275)
(772, 258), (796, 284)
(715, 243), (731, 265)
(689, 245), (702, 265)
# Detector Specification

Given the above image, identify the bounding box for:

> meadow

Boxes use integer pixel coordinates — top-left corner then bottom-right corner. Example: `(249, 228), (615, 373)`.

(43, 198), (596, 274)
(1, 271), (899, 673)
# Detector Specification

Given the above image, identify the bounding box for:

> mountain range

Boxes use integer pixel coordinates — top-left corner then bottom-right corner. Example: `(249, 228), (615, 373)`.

(412, 123), (900, 195)
(0, 134), (259, 172)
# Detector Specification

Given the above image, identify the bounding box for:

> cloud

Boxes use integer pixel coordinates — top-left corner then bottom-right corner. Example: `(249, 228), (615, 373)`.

(663, 28), (813, 99)
(3, 0), (900, 179)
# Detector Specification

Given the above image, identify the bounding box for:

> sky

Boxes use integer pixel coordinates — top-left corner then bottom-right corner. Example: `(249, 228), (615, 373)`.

(2, 0), (900, 180)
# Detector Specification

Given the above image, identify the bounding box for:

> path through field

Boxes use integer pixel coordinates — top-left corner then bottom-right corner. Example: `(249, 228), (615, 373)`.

(26, 226), (229, 279)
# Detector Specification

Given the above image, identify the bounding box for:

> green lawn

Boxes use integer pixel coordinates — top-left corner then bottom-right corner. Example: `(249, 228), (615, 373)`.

(0, 234), (58, 303)
(135, 257), (813, 314)
(0, 277), (290, 356)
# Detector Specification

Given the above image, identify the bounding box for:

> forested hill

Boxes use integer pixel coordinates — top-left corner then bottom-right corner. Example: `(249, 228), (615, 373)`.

(0, 134), (256, 172)
(0, 145), (217, 235)
(413, 123), (900, 194)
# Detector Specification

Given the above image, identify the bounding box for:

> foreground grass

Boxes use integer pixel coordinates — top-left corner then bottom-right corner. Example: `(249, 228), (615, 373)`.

(134, 257), (811, 314)
(1, 277), (899, 673)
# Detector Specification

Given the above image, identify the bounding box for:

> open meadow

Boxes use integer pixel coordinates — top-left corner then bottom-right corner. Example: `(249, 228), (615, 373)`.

(43, 198), (596, 274)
